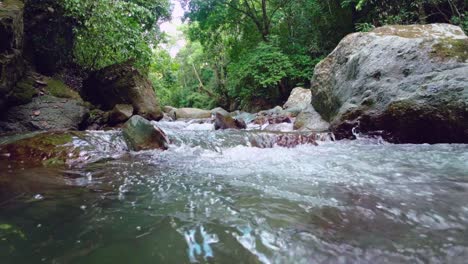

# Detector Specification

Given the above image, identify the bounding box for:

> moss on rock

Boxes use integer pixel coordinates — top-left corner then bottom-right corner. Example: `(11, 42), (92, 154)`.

(7, 78), (36, 105)
(46, 78), (81, 100)
(0, 131), (82, 167)
(431, 38), (468, 62)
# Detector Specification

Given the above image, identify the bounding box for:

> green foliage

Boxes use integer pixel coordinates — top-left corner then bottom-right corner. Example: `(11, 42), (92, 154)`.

(151, 0), (466, 111)
(451, 12), (468, 33)
(229, 42), (292, 103)
(62, 0), (170, 71)
(355, 23), (375, 32)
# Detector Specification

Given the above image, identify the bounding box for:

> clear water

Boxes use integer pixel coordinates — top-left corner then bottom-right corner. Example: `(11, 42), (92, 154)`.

(1, 121), (467, 264)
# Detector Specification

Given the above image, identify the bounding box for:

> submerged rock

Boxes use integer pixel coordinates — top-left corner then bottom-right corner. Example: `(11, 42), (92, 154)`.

(312, 24), (468, 143)
(82, 60), (163, 121)
(0, 130), (126, 167)
(0, 95), (89, 132)
(122, 115), (169, 151)
(214, 112), (246, 130)
(174, 108), (211, 119)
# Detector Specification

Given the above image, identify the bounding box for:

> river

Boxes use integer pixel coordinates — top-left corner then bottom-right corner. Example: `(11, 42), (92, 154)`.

(1, 120), (467, 263)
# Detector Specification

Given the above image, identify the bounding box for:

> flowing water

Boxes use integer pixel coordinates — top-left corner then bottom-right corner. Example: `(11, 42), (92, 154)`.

(0, 120), (467, 264)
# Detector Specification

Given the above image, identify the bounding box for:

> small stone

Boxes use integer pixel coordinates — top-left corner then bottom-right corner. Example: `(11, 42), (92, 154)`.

(33, 110), (41, 116)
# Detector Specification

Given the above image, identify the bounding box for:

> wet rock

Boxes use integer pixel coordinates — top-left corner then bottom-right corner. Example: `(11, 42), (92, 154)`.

(232, 111), (256, 124)
(312, 24), (468, 143)
(161, 113), (174, 122)
(249, 133), (318, 148)
(122, 115), (169, 151)
(82, 60), (163, 121)
(167, 109), (176, 120)
(0, 131), (126, 167)
(258, 106), (284, 116)
(283, 87), (312, 116)
(253, 107), (292, 126)
(0, 95), (89, 132)
(214, 112), (246, 130)
(294, 105), (330, 132)
(211, 107), (229, 117)
(174, 108), (211, 119)
(109, 104), (133, 125)
(84, 109), (109, 130)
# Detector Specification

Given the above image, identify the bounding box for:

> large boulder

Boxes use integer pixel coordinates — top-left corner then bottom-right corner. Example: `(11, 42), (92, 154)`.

(122, 115), (169, 151)
(82, 61), (163, 121)
(312, 24), (468, 143)
(294, 105), (330, 132)
(283, 87), (312, 116)
(0, 95), (89, 132)
(174, 108), (211, 119)
(0, 0), (25, 109)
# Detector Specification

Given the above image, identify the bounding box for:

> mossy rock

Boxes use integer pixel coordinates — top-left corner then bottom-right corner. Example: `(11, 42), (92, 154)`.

(0, 131), (83, 167)
(45, 78), (81, 100)
(7, 78), (36, 105)
(431, 38), (468, 62)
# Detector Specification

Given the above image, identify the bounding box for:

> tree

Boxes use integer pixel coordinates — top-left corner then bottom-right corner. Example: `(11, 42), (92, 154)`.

(62, 0), (170, 71)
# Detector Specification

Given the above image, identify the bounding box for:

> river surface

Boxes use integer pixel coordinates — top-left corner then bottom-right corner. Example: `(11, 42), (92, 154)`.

(0, 120), (467, 263)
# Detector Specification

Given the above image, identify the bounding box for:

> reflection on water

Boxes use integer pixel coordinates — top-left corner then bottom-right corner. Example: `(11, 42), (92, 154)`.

(1, 121), (468, 263)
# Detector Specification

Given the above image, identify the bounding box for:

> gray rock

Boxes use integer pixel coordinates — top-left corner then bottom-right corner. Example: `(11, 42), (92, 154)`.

(163, 106), (177, 113)
(294, 105), (330, 132)
(232, 112), (256, 124)
(82, 60), (163, 121)
(167, 109), (176, 120)
(211, 107), (229, 116)
(283, 87), (312, 115)
(311, 24), (468, 143)
(109, 104), (133, 125)
(122, 115), (169, 151)
(175, 108), (211, 119)
(0, 95), (89, 132)
(259, 106), (284, 116)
